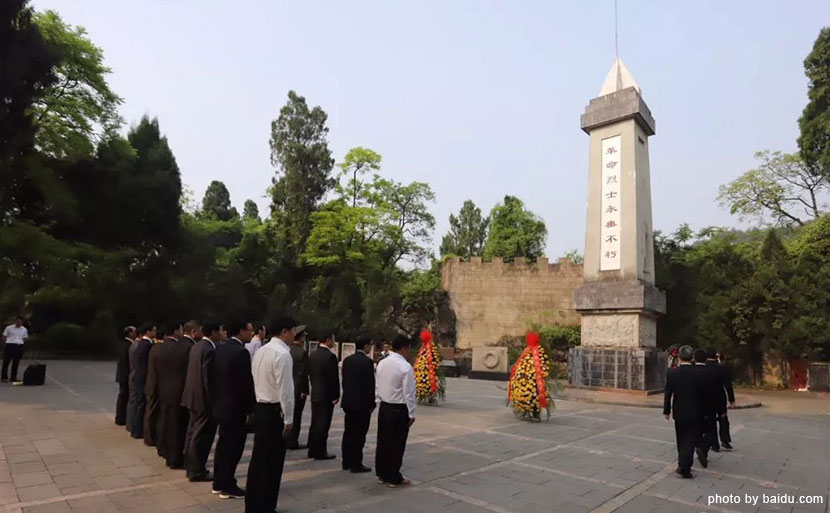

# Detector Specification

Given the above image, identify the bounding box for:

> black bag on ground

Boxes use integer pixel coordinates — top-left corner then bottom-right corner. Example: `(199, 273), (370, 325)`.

(23, 362), (46, 386)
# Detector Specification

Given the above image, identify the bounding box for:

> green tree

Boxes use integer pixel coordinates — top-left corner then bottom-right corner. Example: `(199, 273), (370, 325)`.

(717, 151), (826, 226)
(798, 27), (830, 177)
(439, 200), (489, 259)
(563, 250), (583, 265)
(482, 195), (547, 261)
(123, 116), (182, 249)
(269, 91), (334, 256)
(338, 147), (381, 207)
(30, 10), (122, 160)
(243, 199), (260, 222)
(200, 180), (238, 221)
(0, 0), (59, 223)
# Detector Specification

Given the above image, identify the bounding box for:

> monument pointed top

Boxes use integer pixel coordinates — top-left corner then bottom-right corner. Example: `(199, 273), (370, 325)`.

(598, 57), (641, 97)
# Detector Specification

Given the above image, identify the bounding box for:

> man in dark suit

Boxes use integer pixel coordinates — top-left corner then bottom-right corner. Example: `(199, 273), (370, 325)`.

(663, 345), (704, 478)
(308, 333), (340, 460)
(714, 352), (736, 450)
(341, 334), (375, 473)
(128, 324), (155, 439)
(157, 321), (193, 469)
(209, 320), (255, 499)
(287, 327), (310, 450)
(145, 327), (173, 453)
(693, 349), (718, 469)
(181, 322), (215, 482)
(115, 326), (135, 426)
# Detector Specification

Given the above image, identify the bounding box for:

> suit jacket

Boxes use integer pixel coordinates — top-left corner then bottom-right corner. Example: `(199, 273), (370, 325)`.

(705, 360), (735, 413)
(157, 336), (194, 406)
(181, 337), (215, 413)
(290, 343), (310, 396)
(116, 338), (132, 383)
(663, 364), (704, 422)
(209, 338), (255, 423)
(145, 341), (164, 397)
(341, 351), (375, 412)
(129, 338), (152, 397)
(309, 346), (340, 403)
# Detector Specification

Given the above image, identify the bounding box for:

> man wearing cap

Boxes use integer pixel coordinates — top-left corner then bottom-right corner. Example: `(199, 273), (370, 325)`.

(287, 325), (310, 450)
(663, 345), (704, 479)
(341, 334), (376, 473)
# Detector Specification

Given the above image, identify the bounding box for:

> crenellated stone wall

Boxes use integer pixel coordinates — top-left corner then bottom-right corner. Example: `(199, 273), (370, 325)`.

(441, 257), (583, 349)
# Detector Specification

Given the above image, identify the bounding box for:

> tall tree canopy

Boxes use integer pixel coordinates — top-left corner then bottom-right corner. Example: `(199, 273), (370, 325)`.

(30, 10), (122, 160)
(269, 91), (334, 257)
(243, 199), (260, 222)
(717, 150), (827, 226)
(799, 27), (830, 177)
(440, 200), (489, 259)
(482, 195), (547, 261)
(200, 180), (238, 221)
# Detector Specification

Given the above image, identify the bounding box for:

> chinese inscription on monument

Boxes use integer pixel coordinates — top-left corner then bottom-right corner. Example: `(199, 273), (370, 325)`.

(600, 135), (622, 271)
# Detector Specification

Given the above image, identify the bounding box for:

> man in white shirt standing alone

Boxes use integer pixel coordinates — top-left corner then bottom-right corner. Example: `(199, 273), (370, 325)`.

(375, 334), (416, 487)
(245, 317), (296, 513)
(2, 317), (29, 383)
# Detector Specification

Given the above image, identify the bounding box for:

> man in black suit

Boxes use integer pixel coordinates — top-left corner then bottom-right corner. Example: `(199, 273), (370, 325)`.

(663, 345), (704, 478)
(157, 321), (193, 469)
(115, 326), (135, 426)
(341, 334), (375, 473)
(308, 333), (340, 460)
(181, 322), (216, 482)
(128, 324), (155, 439)
(287, 327), (310, 450)
(714, 352), (736, 450)
(145, 327), (174, 453)
(209, 320), (255, 499)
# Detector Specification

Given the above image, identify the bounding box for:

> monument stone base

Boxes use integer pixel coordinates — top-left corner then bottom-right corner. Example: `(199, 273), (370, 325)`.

(568, 346), (666, 393)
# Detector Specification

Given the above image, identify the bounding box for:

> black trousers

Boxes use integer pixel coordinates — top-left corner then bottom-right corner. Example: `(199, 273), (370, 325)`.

(308, 401), (334, 458)
(245, 403), (287, 513)
(144, 394), (161, 450)
(286, 393), (306, 448)
(128, 392), (146, 438)
(115, 381), (129, 425)
(1, 344), (24, 382)
(184, 410), (217, 479)
(717, 412), (731, 444)
(161, 404), (189, 467)
(213, 418), (247, 492)
(698, 412), (718, 456)
(674, 420), (700, 472)
(342, 409), (371, 470)
(375, 402), (410, 484)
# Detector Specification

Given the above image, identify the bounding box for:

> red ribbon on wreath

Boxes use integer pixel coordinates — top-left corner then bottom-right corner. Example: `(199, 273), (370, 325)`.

(507, 332), (548, 408)
(420, 330), (438, 394)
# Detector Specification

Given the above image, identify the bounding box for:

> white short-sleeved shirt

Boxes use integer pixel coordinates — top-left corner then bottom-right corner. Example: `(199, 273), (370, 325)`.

(251, 337), (295, 421)
(376, 351), (417, 419)
(3, 325), (28, 345)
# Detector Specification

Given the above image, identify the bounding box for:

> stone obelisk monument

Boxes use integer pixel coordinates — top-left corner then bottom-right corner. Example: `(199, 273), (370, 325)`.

(568, 58), (667, 392)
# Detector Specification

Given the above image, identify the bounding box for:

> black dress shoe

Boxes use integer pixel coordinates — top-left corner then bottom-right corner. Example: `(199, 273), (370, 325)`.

(313, 454), (336, 460)
(722, 442), (733, 451)
(350, 465), (372, 473)
(189, 472), (213, 482)
(219, 486), (245, 499)
(697, 451), (708, 468)
(288, 444), (307, 450)
(675, 468), (693, 479)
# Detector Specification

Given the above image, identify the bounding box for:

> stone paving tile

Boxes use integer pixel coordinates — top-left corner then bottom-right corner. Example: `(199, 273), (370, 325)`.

(12, 472), (53, 488)
(16, 482), (61, 502)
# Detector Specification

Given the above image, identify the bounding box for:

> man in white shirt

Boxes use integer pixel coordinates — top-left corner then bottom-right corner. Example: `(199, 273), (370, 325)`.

(245, 317), (296, 513)
(375, 334), (416, 487)
(2, 317), (29, 383)
(245, 325), (266, 359)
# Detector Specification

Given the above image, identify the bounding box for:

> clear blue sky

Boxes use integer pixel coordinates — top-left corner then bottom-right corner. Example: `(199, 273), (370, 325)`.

(34, 0), (830, 259)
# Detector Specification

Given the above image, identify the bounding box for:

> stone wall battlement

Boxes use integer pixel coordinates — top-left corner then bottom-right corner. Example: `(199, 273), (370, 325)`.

(441, 256), (584, 349)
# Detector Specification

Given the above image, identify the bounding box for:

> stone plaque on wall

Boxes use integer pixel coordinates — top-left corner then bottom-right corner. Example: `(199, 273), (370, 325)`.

(340, 342), (356, 361)
(308, 341), (319, 354)
(469, 346), (509, 381)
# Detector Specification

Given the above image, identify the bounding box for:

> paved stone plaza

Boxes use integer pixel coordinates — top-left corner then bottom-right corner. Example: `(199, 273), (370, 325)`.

(0, 361), (828, 513)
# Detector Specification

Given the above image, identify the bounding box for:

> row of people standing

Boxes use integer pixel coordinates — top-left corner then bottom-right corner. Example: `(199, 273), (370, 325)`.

(663, 346), (736, 478)
(114, 317), (418, 513)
